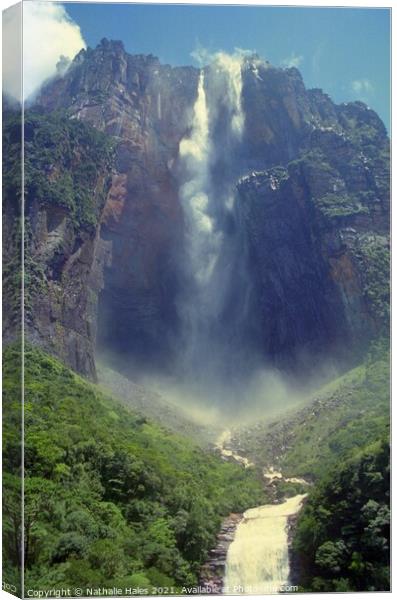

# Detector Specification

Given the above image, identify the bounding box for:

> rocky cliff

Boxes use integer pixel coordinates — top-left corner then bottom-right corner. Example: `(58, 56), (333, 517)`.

(3, 109), (113, 377)
(3, 39), (389, 380)
(34, 39), (199, 376)
(236, 100), (389, 370)
(236, 60), (389, 371)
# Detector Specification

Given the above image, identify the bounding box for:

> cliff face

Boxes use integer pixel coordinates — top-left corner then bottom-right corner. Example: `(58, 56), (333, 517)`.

(35, 39), (199, 373)
(10, 39), (388, 379)
(237, 84), (389, 369)
(3, 111), (113, 378)
(3, 109), (23, 346)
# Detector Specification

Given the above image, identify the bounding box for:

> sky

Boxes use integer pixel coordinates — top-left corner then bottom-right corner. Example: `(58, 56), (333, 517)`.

(66, 2), (391, 130)
(2, 2), (391, 130)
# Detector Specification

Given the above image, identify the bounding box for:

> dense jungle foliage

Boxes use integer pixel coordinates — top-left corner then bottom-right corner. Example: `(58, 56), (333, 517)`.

(2, 345), (266, 594)
(291, 341), (390, 592)
(292, 437), (390, 592)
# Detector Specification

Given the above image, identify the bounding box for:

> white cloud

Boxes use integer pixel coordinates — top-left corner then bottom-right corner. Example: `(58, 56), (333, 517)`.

(281, 52), (303, 69)
(191, 45), (254, 67)
(3, 4), (22, 102)
(3, 2), (86, 102)
(190, 45), (212, 67)
(351, 78), (374, 95)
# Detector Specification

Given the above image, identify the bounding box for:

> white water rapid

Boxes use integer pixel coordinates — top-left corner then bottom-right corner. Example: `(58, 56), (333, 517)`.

(215, 429), (254, 468)
(224, 495), (306, 595)
(214, 430), (307, 595)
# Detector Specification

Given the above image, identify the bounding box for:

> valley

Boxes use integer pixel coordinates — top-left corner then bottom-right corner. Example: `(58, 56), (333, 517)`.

(2, 31), (390, 596)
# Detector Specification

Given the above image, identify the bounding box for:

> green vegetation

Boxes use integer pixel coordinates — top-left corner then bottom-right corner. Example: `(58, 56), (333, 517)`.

(288, 149), (335, 177)
(4, 109), (114, 232)
(3, 109), (115, 322)
(234, 340), (389, 482)
(314, 192), (370, 218)
(2, 221), (22, 331)
(292, 437), (389, 591)
(353, 235), (390, 326)
(232, 340), (390, 592)
(2, 344), (22, 595)
(339, 107), (386, 148)
(281, 340), (389, 479)
(2, 110), (22, 331)
(287, 340), (390, 592)
(97, 363), (218, 445)
(288, 151), (368, 217)
(231, 341), (389, 590)
(2, 345), (266, 592)
(2, 110), (22, 203)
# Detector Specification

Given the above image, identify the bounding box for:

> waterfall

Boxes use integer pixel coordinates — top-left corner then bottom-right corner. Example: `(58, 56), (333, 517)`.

(177, 54), (246, 382)
(179, 70), (218, 288)
(224, 495), (306, 595)
(211, 52), (245, 138)
(178, 55), (245, 289)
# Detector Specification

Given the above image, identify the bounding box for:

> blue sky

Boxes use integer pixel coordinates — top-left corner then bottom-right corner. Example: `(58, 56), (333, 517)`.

(65, 3), (390, 130)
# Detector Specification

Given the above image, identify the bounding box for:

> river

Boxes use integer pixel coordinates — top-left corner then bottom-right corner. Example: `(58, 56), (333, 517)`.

(215, 429), (306, 594)
(224, 495), (306, 594)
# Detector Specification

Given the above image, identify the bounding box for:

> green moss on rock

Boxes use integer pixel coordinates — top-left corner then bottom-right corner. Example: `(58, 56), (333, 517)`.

(4, 110), (114, 232)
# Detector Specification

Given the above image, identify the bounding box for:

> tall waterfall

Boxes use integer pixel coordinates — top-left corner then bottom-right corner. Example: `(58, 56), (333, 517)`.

(179, 54), (245, 289)
(177, 54), (247, 383)
(179, 70), (218, 288)
(224, 495), (306, 594)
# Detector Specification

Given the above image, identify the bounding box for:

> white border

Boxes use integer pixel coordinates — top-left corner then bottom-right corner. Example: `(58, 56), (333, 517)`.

(0, 2), (393, 600)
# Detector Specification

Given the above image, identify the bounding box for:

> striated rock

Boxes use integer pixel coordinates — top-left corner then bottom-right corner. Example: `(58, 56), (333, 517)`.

(35, 39), (199, 374)
(236, 100), (389, 372)
(199, 513), (243, 594)
(3, 110), (113, 378)
(11, 40), (388, 378)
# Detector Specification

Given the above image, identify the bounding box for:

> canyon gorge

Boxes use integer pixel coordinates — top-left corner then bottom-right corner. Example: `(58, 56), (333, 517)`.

(3, 38), (389, 407)
(2, 36), (390, 595)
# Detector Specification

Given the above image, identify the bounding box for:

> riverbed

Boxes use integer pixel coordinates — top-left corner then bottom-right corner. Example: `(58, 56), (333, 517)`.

(214, 429), (307, 595)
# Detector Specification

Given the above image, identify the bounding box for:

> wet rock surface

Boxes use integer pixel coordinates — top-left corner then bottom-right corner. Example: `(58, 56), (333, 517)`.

(199, 513), (243, 594)
(287, 511), (305, 587)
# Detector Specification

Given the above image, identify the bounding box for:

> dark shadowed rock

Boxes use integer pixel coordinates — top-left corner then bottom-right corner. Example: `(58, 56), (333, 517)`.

(8, 40), (388, 378)
(199, 513), (243, 594)
(236, 96), (389, 371)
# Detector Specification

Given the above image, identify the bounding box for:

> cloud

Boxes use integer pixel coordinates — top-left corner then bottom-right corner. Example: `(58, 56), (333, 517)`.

(191, 45), (254, 67)
(281, 52), (303, 69)
(2, 4), (22, 102)
(351, 78), (374, 95)
(3, 2), (86, 102)
(191, 45), (212, 67)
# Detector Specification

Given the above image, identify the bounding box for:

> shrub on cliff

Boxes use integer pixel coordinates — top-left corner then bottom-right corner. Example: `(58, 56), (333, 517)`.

(3, 109), (114, 232)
